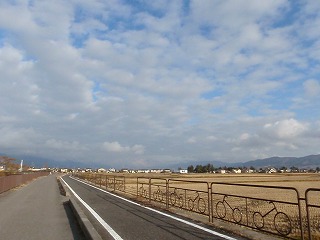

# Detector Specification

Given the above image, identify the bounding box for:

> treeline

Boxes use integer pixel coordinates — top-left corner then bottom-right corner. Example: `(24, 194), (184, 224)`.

(187, 163), (216, 173)
(186, 163), (252, 173)
(187, 163), (320, 173)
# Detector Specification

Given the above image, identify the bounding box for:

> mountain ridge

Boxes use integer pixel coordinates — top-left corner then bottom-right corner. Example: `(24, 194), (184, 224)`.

(238, 154), (320, 169)
(179, 154), (320, 170)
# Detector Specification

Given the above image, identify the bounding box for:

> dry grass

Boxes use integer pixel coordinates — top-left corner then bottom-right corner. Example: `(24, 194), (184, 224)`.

(111, 172), (320, 195)
(87, 172), (320, 201)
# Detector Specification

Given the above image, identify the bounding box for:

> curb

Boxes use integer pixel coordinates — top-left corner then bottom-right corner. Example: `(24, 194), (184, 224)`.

(69, 198), (103, 240)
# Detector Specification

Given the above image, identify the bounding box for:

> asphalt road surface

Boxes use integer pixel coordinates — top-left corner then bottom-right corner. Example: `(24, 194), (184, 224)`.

(62, 175), (246, 240)
(0, 174), (85, 240)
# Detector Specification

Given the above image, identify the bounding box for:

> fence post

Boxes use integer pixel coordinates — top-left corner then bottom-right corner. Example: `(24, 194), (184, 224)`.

(105, 175), (107, 189)
(298, 194), (305, 240)
(245, 198), (249, 226)
(166, 179), (169, 209)
(136, 178), (139, 197)
(148, 178), (151, 202)
(208, 183), (211, 222)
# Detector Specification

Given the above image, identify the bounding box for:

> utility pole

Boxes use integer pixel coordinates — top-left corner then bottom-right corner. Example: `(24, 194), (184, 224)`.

(19, 160), (23, 172)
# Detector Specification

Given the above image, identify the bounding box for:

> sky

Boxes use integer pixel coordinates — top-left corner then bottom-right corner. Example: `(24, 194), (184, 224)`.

(0, 0), (320, 169)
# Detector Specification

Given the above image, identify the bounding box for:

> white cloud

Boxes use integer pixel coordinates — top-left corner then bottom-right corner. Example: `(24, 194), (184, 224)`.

(239, 133), (250, 141)
(0, 0), (319, 168)
(45, 139), (84, 151)
(102, 142), (145, 154)
(187, 137), (197, 143)
(102, 142), (129, 153)
(131, 145), (145, 154)
(264, 119), (308, 139)
(0, 127), (39, 149)
(303, 79), (320, 97)
(206, 135), (217, 141)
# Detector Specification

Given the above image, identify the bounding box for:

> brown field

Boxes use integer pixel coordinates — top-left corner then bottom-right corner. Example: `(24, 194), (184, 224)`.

(112, 172), (320, 194)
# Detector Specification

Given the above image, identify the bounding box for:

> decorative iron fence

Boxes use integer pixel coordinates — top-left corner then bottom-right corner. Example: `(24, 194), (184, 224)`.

(137, 177), (168, 206)
(168, 179), (210, 220)
(76, 173), (126, 193)
(75, 173), (320, 240)
(210, 182), (303, 239)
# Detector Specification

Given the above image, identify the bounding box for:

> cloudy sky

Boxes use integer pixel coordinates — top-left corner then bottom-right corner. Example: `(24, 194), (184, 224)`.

(0, 0), (320, 169)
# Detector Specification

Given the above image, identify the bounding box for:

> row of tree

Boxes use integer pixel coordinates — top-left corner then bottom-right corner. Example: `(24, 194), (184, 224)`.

(187, 164), (216, 173)
(186, 163), (320, 173)
(187, 164), (255, 173)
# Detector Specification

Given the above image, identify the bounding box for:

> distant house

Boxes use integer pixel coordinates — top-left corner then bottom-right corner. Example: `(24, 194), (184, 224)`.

(150, 169), (162, 174)
(0, 165), (4, 171)
(137, 169), (150, 173)
(233, 169), (241, 174)
(97, 168), (107, 173)
(179, 169), (188, 174)
(266, 167), (277, 174)
(28, 167), (48, 172)
(220, 169), (226, 174)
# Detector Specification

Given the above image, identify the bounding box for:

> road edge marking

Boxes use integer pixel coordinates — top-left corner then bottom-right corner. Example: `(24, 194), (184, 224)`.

(61, 177), (124, 240)
(71, 176), (238, 240)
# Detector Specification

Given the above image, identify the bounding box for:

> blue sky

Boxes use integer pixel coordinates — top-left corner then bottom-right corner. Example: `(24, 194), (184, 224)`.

(0, 0), (319, 168)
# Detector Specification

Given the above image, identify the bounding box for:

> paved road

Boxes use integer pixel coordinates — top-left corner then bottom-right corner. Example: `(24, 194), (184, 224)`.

(62, 175), (246, 240)
(0, 174), (85, 240)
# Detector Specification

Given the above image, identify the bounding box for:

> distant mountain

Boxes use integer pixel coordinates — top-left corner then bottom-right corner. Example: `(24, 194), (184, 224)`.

(235, 154), (320, 169)
(179, 155), (320, 170)
(1, 152), (320, 170)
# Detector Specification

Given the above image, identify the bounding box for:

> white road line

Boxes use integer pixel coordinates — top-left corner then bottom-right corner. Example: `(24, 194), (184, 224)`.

(70, 176), (238, 240)
(60, 177), (123, 240)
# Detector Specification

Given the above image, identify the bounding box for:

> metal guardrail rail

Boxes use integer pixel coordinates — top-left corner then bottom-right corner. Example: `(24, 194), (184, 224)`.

(75, 173), (320, 240)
